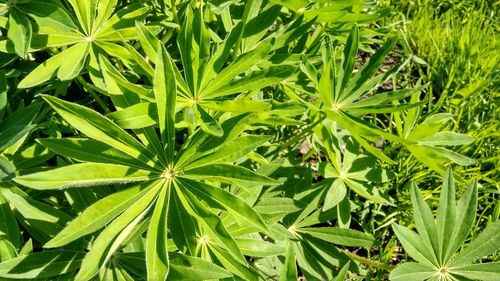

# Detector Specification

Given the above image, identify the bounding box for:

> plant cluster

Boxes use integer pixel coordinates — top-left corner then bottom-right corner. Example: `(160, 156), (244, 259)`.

(0, 0), (498, 280)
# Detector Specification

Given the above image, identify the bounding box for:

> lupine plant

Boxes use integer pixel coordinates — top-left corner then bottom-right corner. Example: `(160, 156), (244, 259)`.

(0, 0), (497, 280)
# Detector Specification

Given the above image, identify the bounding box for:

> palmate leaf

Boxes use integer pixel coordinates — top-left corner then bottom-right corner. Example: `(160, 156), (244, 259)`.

(16, 1), (149, 88)
(13, 86), (275, 280)
(390, 168), (498, 281)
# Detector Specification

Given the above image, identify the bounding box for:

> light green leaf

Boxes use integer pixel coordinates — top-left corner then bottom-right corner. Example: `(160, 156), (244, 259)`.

(337, 25), (358, 99)
(154, 44), (176, 162)
(298, 227), (375, 247)
(180, 178), (269, 233)
(7, 9), (32, 58)
(45, 182), (156, 248)
(195, 104), (223, 137)
(93, 0), (118, 33)
(410, 182), (440, 261)
(174, 183), (246, 264)
(75, 181), (162, 281)
(436, 168), (456, 263)
(168, 252), (232, 280)
(42, 95), (156, 167)
(201, 100), (271, 113)
(15, 163), (155, 190)
(56, 42), (89, 81)
(18, 48), (67, 88)
(38, 138), (155, 171)
(389, 262), (436, 281)
(0, 250), (85, 279)
(236, 238), (284, 257)
(447, 181), (478, 262)
(280, 242), (297, 281)
(183, 135), (271, 169)
(452, 262), (500, 281)
(17, 2), (78, 32)
(67, 0), (95, 34)
(450, 221), (500, 266)
(0, 188), (71, 243)
(391, 223), (437, 267)
(203, 65), (295, 98)
(107, 103), (157, 129)
(201, 39), (272, 97)
(0, 192), (20, 250)
(183, 163), (279, 186)
(418, 132), (475, 146)
(323, 178), (346, 211)
(146, 182), (170, 281)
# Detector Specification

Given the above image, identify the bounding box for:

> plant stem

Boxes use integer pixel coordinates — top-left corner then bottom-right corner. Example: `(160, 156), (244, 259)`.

(76, 76), (109, 114)
(343, 250), (394, 271)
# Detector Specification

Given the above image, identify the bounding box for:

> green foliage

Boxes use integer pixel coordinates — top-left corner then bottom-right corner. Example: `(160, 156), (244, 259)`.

(0, 0), (496, 280)
(391, 168), (500, 281)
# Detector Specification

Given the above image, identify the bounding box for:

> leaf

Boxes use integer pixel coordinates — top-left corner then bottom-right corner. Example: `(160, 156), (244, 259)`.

(346, 88), (422, 108)
(7, 8), (32, 58)
(447, 181), (478, 260)
(174, 183), (246, 264)
(391, 224), (437, 267)
(154, 44), (177, 162)
(93, 0), (118, 33)
(17, 2), (78, 32)
(280, 242), (297, 281)
(298, 227), (375, 247)
(106, 103), (157, 129)
(450, 221), (500, 266)
(180, 178), (269, 233)
(342, 36), (399, 103)
(45, 183), (155, 248)
(195, 104), (223, 137)
(177, 8), (210, 94)
(201, 39), (272, 96)
(389, 262), (436, 281)
(135, 22), (160, 62)
(323, 179), (347, 211)
(436, 168), (456, 263)
(183, 135), (271, 169)
(182, 163), (279, 186)
(169, 190), (198, 255)
(0, 192), (20, 250)
(18, 48), (67, 88)
(168, 252), (232, 280)
(417, 132), (475, 146)
(0, 188), (71, 243)
(67, 0), (95, 34)
(452, 262), (500, 281)
(338, 25), (359, 98)
(56, 42), (89, 81)
(15, 163), (155, 190)
(75, 181), (162, 281)
(203, 65), (296, 98)
(410, 182), (440, 261)
(236, 238), (284, 257)
(201, 100), (271, 113)
(38, 138), (154, 171)
(209, 246), (259, 281)
(42, 95), (156, 167)
(0, 250), (85, 279)
(333, 261), (350, 281)
(146, 182), (170, 281)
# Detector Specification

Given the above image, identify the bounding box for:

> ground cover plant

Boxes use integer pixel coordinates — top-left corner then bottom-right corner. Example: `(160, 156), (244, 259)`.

(0, 0), (498, 280)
